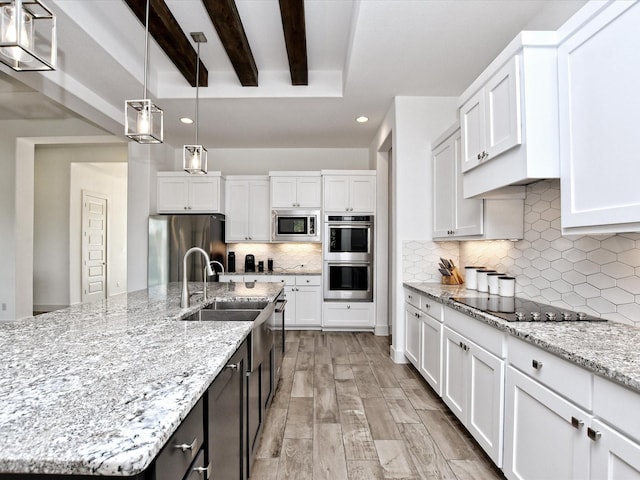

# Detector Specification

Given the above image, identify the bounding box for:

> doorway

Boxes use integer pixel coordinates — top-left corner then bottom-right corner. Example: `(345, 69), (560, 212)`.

(81, 191), (108, 303)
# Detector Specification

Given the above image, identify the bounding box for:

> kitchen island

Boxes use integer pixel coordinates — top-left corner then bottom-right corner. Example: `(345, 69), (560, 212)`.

(0, 282), (283, 477)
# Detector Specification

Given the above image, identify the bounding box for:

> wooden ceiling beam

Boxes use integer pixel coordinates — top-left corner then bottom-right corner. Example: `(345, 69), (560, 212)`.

(278, 0), (308, 86)
(200, 0), (258, 87)
(123, 0), (208, 87)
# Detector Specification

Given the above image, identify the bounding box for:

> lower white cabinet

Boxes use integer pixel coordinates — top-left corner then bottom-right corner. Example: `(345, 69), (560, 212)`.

(404, 304), (421, 366)
(419, 312), (443, 396)
(442, 325), (505, 467)
(590, 419), (640, 480)
(285, 276), (322, 328)
(322, 301), (374, 329)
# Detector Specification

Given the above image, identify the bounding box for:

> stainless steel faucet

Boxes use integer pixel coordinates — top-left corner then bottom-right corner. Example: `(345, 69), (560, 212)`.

(181, 247), (214, 308)
(203, 260), (225, 295)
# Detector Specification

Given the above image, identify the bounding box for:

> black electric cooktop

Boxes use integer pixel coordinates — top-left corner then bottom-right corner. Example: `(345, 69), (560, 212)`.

(452, 296), (606, 322)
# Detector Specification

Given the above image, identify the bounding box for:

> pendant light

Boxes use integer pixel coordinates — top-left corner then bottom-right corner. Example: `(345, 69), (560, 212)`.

(0, 0), (56, 71)
(183, 32), (207, 174)
(125, 0), (163, 144)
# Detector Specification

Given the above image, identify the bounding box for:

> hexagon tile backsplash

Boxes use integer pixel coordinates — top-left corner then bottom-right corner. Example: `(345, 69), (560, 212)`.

(404, 179), (640, 327)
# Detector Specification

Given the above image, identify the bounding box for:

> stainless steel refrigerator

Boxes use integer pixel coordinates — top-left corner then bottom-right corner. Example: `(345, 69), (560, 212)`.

(148, 214), (226, 287)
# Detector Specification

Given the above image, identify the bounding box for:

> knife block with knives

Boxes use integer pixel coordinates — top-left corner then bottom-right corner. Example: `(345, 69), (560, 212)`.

(439, 258), (464, 285)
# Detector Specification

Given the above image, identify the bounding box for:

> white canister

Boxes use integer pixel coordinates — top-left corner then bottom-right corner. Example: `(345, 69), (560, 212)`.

(476, 269), (496, 293)
(498, 276), (516, 297)
(487, 273), (504, 295)
(464, 266), (484, 290)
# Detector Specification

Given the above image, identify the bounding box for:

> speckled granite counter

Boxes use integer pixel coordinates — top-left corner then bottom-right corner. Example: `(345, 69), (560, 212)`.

(404, 282), (640, 394)
(0, 281), (283, 477)
(223, 269), (321, 275)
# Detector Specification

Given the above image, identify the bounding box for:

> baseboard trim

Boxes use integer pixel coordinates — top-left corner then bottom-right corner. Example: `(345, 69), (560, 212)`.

(374, 325), (389, 336)
(390, 344), (409, 364)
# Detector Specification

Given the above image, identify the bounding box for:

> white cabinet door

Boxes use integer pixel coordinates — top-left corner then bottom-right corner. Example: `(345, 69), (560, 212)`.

(323, 176), (350, 212)
(349, 176), (376, 213)
(283, 285), (297, 327)
(157, 177), (189, 212)
(442, 327), (466, 420)
(453, 133), (484, 236)
(460, 88), (485, 173)
(296, 177), (321, 208)
(590, 419), (640, 480)
(225, 181), (250, 242)
(295, 286), (321, 326)
(419, 313), (442, 396)
(432, 136), (456, 238)
(189, 177), (221, 213)
(404, 304), (421, 367)
(270, 177), (297, 208)
(247, 180), (270, 241)
(467, 340), (504, 466)
(485, 56), (521, 160)
(559, 1), (640, 232)
(504, 366), (590, 480)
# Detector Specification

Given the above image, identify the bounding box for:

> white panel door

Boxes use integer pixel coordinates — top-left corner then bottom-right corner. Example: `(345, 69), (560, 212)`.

(442, 326), (466, 421)
(590, 419), (640, 480)
(157, 177), (188, 212)
(270, 177), (297, 208)
(323, 176), (350, 212)
(295, 286), (321, 326)
(559, 1), (640, 229)
(82, 192), (107, 303)
(404, 304), (421, 367)
(453, 132), (483, 236)
(419, 314), (442, 396)
(460, 89), (485, 173)
(247, 180), (270, 241)
(225, 181), (250, 241)
(504, 366), (590, 480)
(296, 177), (321, 208)
(349, 176), (375, 213)
(189, 177), (220, 212)
(283, 285), (297, 326)
(432, 134), (456, 238)
(485, 55), (521, 159)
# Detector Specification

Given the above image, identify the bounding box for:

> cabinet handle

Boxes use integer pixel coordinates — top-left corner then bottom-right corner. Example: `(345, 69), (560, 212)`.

(477, 153), (481, 160)
(414, 312), (420, 318)
(226, 363), (240, 370)
(424, 303), (430, 309)
(587, 427), (602, 441)
(571, 417), (584, 429)
(193, 464), (211, 478)
(174, 438), (197, 452)
(408, 295), (412, 299)
(347, 305), (351, 309)
(532, 359), (543, 370)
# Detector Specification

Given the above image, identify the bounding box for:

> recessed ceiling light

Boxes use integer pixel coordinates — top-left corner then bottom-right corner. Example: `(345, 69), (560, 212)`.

(180, 117), (193, 124)
(355, 116), (369, 123)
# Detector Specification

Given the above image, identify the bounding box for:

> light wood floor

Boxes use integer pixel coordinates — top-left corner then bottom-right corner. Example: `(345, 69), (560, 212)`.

(249, 331), (505, 480)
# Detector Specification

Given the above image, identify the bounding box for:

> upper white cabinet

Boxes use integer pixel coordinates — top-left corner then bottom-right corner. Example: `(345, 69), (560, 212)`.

(459, 32), (560, 198)
(225, 176), (270, 242)
(322, 170), (376, 213)
(157, 172), (224, 213)
(558, 1), (640, 234)
(460, 56), (521, 173)
(432, 123), (525, 241)
(269, 172), (321, 208)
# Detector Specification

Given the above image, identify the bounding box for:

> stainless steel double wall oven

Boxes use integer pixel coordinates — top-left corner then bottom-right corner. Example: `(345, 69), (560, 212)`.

(323, 215), (374, 301)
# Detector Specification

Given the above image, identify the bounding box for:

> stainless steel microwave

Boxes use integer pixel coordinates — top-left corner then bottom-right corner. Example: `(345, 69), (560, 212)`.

(272, 209), (321, 242)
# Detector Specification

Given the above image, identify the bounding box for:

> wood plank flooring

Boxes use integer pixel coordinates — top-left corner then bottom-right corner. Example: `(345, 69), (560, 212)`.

(250, 331), (505, 480)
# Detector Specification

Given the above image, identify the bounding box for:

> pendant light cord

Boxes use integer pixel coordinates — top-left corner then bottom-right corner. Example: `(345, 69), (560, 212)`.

(143, 0), (150, 98)
(195, 41), (200, 145)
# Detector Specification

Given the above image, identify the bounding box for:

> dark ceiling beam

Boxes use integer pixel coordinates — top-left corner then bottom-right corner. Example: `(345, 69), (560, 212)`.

(123, 0), (208, 87)
(278, 0), (308, 86)
(200, 0), (258, 87)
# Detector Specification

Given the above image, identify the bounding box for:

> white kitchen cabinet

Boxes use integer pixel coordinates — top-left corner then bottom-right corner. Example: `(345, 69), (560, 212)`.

(322, 301), (374, 329)
(157, 172), (223, 213)
(322, 171), (376, 214)
(269, 172), (321, 208)
(283, 276), (321, 328)
(504, 365), (590, 480)
(590, 419), (640, 480)
(461, 56), (521, 173)
(558, 1), (640, 234)
(432, 123), (525, 240)
(459, 32), (560, 198)
(404, 304), (421, 366)
(225, 176), (270, 242)
(442, 322), (505, 466)
(419, 309), (443, 397)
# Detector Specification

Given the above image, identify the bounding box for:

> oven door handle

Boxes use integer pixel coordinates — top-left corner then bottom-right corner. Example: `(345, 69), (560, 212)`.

(275, 299), (287, 313)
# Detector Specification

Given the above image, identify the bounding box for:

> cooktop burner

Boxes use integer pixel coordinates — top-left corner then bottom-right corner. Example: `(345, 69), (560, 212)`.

(452, 296), (606, 322)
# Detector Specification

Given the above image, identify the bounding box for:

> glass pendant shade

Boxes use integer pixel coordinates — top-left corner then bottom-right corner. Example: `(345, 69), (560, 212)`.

(125, 98), (163, 144)
(0, 0), (56, 71)
(183, 145), (207, 174)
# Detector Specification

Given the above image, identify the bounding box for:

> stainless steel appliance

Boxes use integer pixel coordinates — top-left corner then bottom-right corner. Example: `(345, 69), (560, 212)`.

(268, 291), (287, 380)
(148, 214), (226, 286)
(452, 296), (606, 322)
(272, 209), (320, 242)
(324, 215), (373, 261)
(323, 261), (373, 301)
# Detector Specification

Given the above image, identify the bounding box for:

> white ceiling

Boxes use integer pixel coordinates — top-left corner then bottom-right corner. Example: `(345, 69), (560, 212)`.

(0, 0), (587, 149)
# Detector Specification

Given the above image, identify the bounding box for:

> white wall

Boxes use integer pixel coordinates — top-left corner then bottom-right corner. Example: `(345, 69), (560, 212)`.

(168, 148), (369, 174)
(370, 96), (458, 362)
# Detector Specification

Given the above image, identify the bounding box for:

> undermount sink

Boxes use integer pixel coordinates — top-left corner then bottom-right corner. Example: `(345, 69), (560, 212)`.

(185, 309), (262, 322)
(206, 301), (269, 310)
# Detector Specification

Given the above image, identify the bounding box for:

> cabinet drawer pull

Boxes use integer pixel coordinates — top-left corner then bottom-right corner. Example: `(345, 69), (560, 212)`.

(174, 438), (197, 452)
(459, 341), (464, 348)
(193, 463), (211, 478)
(532, 359), (543, 370)
(571, 417), (584, 429)
(226, 363), (240, 370)
(587, 427), (602, 441)
(425, 303), (430, 309)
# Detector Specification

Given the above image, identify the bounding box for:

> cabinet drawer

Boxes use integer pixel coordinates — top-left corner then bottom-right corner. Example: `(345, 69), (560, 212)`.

(244, 275), (289, 284)
(296, 275), (321, 286)
(323, 302), (374, 328)
(154, 398), (204, 480)
(404, 289), (421, 309)
(421, 296), (443, 321)
(444, 306), (506, 357)
(507, 336), (592, 410)
(183, 449), (207, 480)
(219, 274), (243, 283)
(593, 375), (640, 443)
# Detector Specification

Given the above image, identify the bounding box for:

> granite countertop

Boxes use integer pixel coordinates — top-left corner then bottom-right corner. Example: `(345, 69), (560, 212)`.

(0, 281), (283, 477)
(225, 269), (321, 275)
(404, 282), (640, 394)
